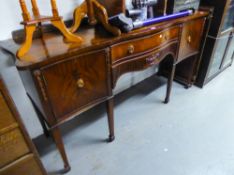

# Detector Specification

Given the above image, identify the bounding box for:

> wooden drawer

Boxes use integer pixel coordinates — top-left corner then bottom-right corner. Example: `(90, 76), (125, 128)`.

(0, 92), (16, 130)
(0, 128), (30, 168)
(111, 27), (179, 63)
(112, 42), (178, 87)
(40, 50), (110, 120)
(178, 18), (205, 62)
(0, 154), (44, 175)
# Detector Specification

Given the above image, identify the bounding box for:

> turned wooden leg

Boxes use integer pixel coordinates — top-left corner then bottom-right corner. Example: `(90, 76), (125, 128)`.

(51, 127), (71, 173)
(164, 63), (176, 104)
(106, 98), (115, 142)
(86, 0), (97, 25)
(17, 25), (36, 58)
(92, 0), (121, 36)
(51, 19), (83, 43)
(70, 2), (87, 33)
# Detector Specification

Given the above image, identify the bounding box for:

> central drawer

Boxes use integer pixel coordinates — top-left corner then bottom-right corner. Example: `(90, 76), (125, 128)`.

(40, 50), (110, 121)
(112, 42), (178, 87)
(111, 26), (179, 63)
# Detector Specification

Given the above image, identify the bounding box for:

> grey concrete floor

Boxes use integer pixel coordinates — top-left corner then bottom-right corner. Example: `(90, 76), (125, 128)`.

(35, 65), (234, 175)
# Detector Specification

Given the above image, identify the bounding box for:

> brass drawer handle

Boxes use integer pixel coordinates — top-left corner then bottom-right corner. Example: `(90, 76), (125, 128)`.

(77, 78), (85, 88)
(160, 34), (168, 41)
(128, 44), (135, 54)
(187, 35), (192, 44)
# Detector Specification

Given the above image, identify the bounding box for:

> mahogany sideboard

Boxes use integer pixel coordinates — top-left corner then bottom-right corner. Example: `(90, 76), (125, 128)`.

(1, 11), (209, 172)
(0, 76), (47, 174)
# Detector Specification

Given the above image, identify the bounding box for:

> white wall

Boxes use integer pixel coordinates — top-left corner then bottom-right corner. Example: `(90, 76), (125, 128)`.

(0, 0), (84, 40)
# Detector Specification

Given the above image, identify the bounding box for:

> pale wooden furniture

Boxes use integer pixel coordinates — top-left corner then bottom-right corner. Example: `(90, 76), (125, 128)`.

(0, 76), (47, 175)
(17, 0), (82, 59)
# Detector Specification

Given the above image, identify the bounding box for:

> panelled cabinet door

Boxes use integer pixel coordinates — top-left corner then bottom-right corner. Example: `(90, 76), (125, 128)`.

(222, 34), (234, 68)
(207, 35), (229, 78)
(178, 18), (205, 62)
(40, 50), (110, 121)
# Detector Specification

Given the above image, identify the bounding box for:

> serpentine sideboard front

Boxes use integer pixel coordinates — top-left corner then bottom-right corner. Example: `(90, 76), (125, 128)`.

(1, 11), (209, 173)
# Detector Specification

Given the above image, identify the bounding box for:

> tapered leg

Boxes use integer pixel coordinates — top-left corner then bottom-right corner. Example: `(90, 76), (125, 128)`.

(106, 98), (115, 142)
(164, 63), (176, 104)
(51, 127), (71, 173)
(185, 56), (198, 89)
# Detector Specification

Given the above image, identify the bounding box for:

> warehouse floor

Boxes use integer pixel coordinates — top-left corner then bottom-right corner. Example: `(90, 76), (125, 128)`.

(35, 65), (234, 175)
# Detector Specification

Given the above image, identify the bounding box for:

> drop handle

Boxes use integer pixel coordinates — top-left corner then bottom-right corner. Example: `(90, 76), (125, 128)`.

(77, 78), (85, 88)
(146, 53), (160, 64)
(128, 45), (135, 54)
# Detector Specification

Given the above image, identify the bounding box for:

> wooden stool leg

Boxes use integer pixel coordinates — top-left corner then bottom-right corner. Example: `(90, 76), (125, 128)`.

(70, 2), (88, 33)
(51, 127), (71, 173)
(92, 0), (121, 36)
(51, 19), (83, 43)
(106, 98), (115, 142)
(86, 0), (97, 25)
(164, 63), (176, 104)
(17, 25), (36, 58)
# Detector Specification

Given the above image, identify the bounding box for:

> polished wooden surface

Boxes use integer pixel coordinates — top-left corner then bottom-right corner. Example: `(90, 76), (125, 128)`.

(0, 78), (47, 174)
(71, 0), (121, 36)
(97, 0), (125, 17)
(178, 18), (205, 62)
(40, 50), (110, 121)
(111, 26), (179, 63)
(92, 0), (121, 36)
(1, 11), (208, 69)
(112, 41), (178, 87)
(1, 10), (209, 172)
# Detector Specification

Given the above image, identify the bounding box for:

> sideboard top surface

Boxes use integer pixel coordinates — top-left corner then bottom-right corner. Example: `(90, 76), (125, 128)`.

(1, 11), (208, 70)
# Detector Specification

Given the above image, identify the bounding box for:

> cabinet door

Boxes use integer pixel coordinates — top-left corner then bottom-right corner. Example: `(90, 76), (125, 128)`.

(222, 34), (234, 68)
(40, 50), (110, 120)
(221, 0), (234, 32)
(207, 35), (229, 78)
(178, 18), (205, 62)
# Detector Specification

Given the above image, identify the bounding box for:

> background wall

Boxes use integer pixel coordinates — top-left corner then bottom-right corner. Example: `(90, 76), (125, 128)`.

(0, 0), (157, 139)
(0, 0), (133, 40)
(0, 0), (83, 40)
